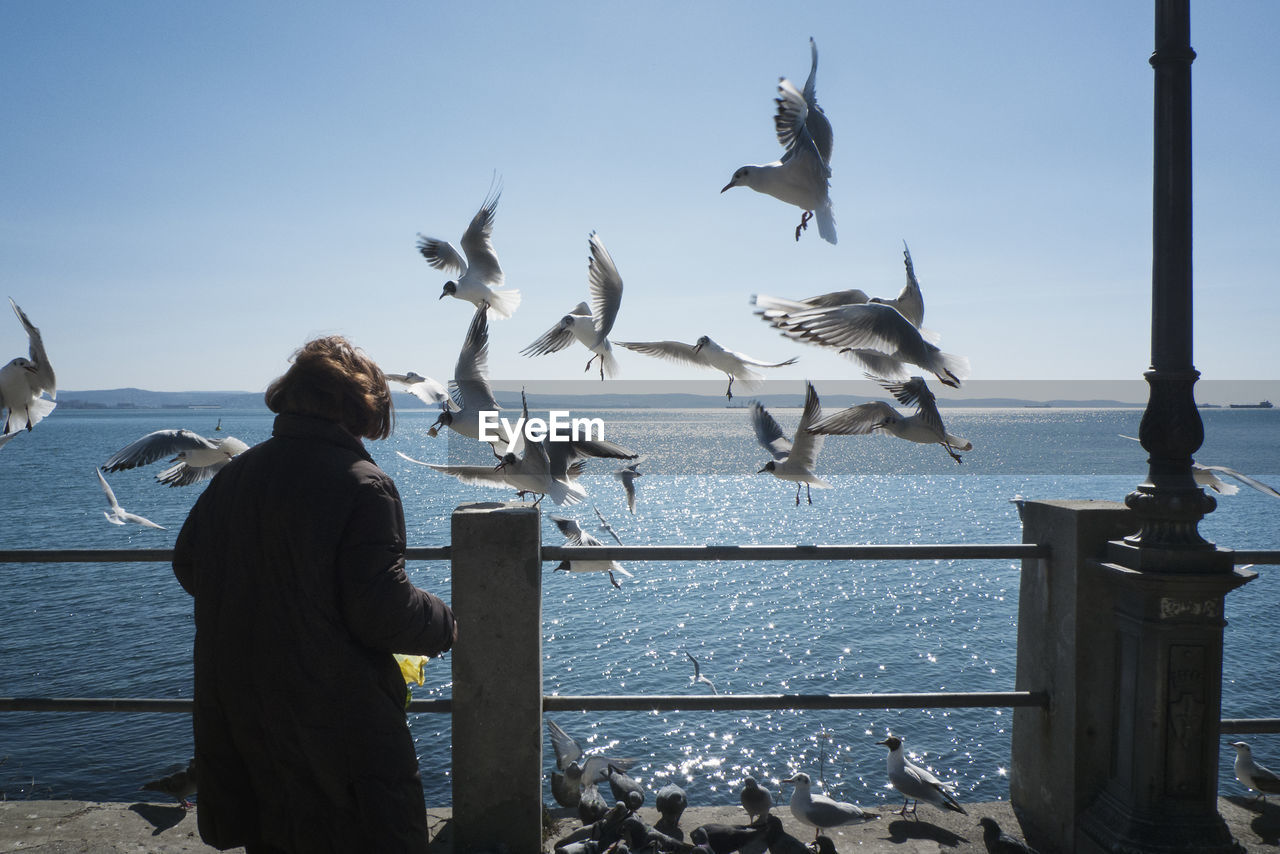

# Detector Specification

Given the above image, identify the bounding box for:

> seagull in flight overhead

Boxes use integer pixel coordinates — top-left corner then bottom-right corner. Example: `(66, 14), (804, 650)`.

(96, 468), (166, 530)
(102, 429), (249, 486)
(386, 371), (450, 408)
(1118, 435), (1280, 498)
(521, 232), (624, 380)
(809, 375), (971, 463)
(877, 735), (967, 817)
(613, 459), (642, 515)
(593, 503), (623, 545)
(404, 389), (574, 503)
(1, 298), (57, 436)
(428, 305), (521, 455)
(550, 515), (633, 588)
(762, 299), (968, 388)
(616, 336), (797, 401)
(684, 650), (718, 694)
(753, 381), (831, 504)
(722, 38), (836, 244)
(416, 184), (520, 318)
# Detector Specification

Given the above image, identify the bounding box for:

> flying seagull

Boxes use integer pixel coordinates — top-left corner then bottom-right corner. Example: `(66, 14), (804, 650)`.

(1, 298), (57, 436)
(550, 515), (633, 588)
(416, 184), (520, 318)
(386, 371), (450, 408)
(521, 232), (623, 380)
(809, 375), (971, 463)
(96, 468), (166, 530)
(615, 336), (797, 401)
(103, 429), (249, 487)
(722, 38), (836, 244)
(427, 305), (521, 454)
(752, 381), (831, 504)
(614, 459), (642, 515)
(684, 650), (718, 694)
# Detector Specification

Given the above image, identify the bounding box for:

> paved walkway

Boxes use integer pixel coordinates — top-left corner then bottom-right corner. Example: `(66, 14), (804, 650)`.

(1, 797), (1277, 852)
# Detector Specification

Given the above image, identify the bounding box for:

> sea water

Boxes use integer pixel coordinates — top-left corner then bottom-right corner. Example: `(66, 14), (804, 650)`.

(1, 406), (1277, 809)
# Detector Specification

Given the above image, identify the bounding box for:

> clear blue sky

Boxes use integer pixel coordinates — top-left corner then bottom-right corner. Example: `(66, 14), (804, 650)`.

(3, 2), (1277, 398)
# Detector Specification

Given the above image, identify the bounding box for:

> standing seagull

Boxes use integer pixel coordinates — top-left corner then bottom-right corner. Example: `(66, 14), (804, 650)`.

(783, 772), (876, 841)
(521, 232), (623, 380)
(141, 758), (197, 810)
(809, 375), (971, 463)
(416, 185), (520, 317)
(616, 336), (797, 401)
(103, 429), (249, 486)
(550, 515), (633, 588)
(428, 306), (521, 454)
(722, 38), (836, 244)
(1, 298), (57, 436)
(877, 735), (967, 817)
(96, 468), (166, 530)
(1229, 741), (1280, 802)
(752, 382), (831, 504)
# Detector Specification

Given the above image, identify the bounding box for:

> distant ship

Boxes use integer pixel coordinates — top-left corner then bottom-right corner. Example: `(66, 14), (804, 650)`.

(1229, 400), (1274, 409)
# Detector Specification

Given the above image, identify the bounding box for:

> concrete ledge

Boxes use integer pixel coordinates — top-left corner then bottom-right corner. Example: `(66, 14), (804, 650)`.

(2, 798), (1277, 853)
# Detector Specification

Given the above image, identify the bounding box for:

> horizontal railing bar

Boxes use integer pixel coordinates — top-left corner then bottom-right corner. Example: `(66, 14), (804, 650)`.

(542, 543), (1050, 562)
(6, 545), (1274, 566)
(542, 691), (1049, 711)
(1230, 551), (1280, 566)
(1221, 718), (1280, 734)
(2, 692), (1047, 714)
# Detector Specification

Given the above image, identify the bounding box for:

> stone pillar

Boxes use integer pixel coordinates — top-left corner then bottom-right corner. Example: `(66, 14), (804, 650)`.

(450, 502), (542, 853)
(1011, 499), (1135, 852)
(1073, 555), (1254, 853)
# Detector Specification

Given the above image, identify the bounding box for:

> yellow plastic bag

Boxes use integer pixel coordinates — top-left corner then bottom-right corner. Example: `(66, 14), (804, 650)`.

(394, 654), (429, 686)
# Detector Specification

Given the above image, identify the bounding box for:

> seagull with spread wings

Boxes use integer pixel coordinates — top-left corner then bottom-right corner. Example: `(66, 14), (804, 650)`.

(416, 184), (520, 318)
(752, 381), (831, 504)
(616, 336), (796, 401)
(809, 375), (971, 463)
(1, 298), (57, 437)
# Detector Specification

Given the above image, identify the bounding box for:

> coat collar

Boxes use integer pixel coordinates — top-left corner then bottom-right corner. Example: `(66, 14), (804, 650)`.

(271, 413), (372, 461)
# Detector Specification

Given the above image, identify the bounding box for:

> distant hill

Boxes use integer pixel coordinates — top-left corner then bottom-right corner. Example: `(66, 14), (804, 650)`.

(57, 387), (1143, 411)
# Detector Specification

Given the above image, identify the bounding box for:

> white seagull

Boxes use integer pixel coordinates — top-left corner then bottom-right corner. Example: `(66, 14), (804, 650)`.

(428, 305), (521, 454)
(783, 772), (876, 841)
(550, 515), (633, 588)
(722, 38), (836, 244)
(616, 336), (797, 401)
(1, 298), (57, 437)
(869, 241), (926, 328)
(1229, 741), (1280, 801)
(404, 390), (571, 503)
(753, 381), (831, 504)
(877, 735), (967, 817)
(386, 371), (450, 408)
(614, 459), (642, 515)
(809, 375), (971, 463)
(684, 650), (717, 694)
(102, 429), (249, 486)
(416, 185), (520, 318)
(521, 232), (623, 380)
(593, 503), (623, 545)
(96, 468), (166, 530)
(763, 300), (968, 388)
(1118, 435), (1280, 498)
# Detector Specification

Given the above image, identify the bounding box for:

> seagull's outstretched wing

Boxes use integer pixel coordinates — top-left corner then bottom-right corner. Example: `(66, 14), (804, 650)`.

(10, 298), (55, 398)
(103, 429), (218, 472)
(586, 232), (624, 339)
(751, 401), (792, 460)
(458, 186), (504, 287)
(785, 381), (825, 471)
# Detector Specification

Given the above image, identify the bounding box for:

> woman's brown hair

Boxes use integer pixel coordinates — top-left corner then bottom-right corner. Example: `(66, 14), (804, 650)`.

(264, 336), (394, 440)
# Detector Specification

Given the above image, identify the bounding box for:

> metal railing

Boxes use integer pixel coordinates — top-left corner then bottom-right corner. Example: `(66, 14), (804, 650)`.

(3, 543), (1277, 729)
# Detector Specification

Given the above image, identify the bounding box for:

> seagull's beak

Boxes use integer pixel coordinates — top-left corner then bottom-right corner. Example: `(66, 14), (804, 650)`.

(692, 341), (705, 354)
(756, 465), (768, 474)
(720, 180), (735, 193)
(875, 739), (889, 746)
(438, 291), (447, 300)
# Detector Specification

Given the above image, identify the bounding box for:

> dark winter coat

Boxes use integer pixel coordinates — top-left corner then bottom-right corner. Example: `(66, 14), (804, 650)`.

(173, 414), (455, 853)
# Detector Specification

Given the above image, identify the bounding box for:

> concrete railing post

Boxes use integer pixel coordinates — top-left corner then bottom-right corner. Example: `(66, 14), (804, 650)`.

(450, 501), (542, 853)
(1012, 499), (1135, 852)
